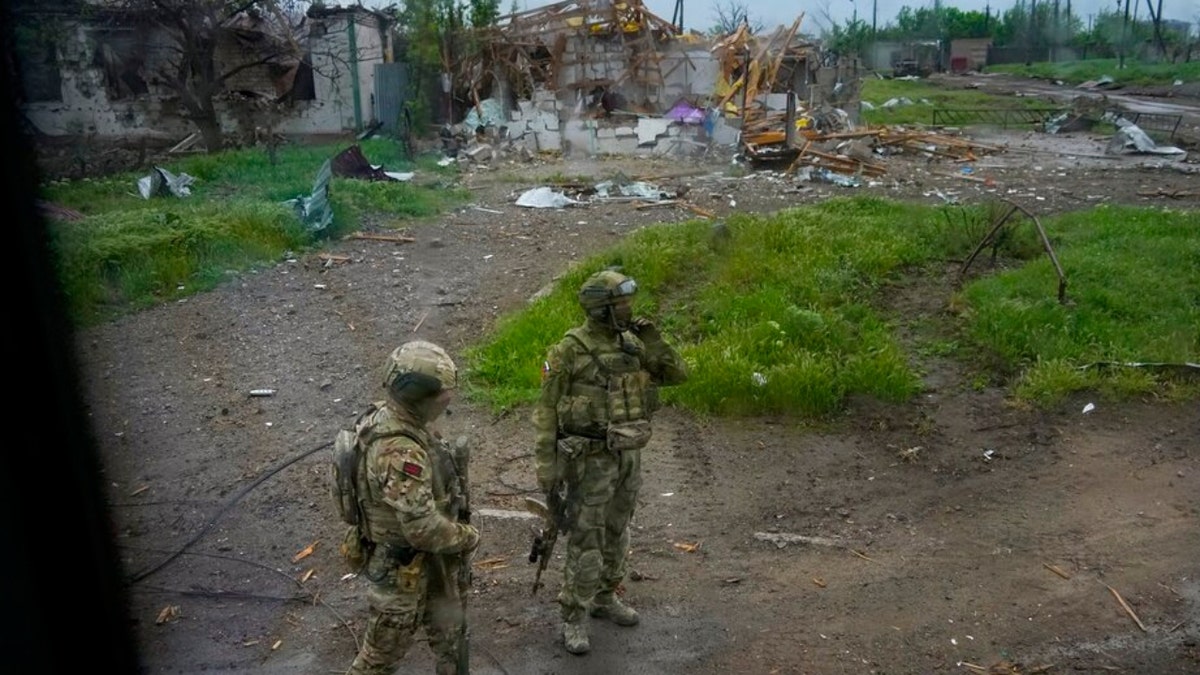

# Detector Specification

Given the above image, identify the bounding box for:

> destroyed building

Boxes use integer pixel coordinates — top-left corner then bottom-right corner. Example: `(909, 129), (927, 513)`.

(15, 1), (394, 144)
(14, 0), (864, 160)
(440, 0), (863, 158)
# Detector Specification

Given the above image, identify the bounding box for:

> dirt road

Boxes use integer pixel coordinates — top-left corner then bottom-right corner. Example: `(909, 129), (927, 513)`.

(73, 113), (1199, 675)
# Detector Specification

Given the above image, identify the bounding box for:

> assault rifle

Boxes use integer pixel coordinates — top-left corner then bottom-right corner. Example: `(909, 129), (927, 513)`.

(450, 436), (472, 675)
(524, 486), (568, 595)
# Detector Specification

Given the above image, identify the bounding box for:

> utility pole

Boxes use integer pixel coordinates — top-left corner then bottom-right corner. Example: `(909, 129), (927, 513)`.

(1145, 0), (1167, 59)
(1120, 0), (1131, 69)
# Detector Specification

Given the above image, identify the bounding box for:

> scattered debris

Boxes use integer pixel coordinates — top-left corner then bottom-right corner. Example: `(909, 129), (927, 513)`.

(811, 577), (827, 588)
(1137, 187), (1195, 199)
(346, 232), (416, 244)
(1104, 582), (1148, 632)
(673, 541), (701, 553)
(1043, 563), (1071, 580)
(282, 158), (333, 232)
(168, 133), (201, 154)
(1077, 361), (1200, 376)
(249, 389), (277, 397)
(37, 200), (86, 222)
(959, 660), (1055, 674)
(156, 605), (181, 625)
(515, 186), (580, 208)
(959, 200), (1068, 305)
(138, 166), (196, 199)
(1082, 403), (1096, 414)
(317, 254), (352, 266)
(753, 532), (841, 548)
(1105, 120), (1186, 156)
(472, 556), (510, 570)
(331, 144), (415, 181)
(472, 508), (540, 521)
(850, 549), (876, 562)
(897, 446), (922, 463)
(291, 540), (318, 563)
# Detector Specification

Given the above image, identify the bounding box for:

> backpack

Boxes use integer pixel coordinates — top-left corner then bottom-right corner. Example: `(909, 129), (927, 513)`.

(330, 424), (365, 526)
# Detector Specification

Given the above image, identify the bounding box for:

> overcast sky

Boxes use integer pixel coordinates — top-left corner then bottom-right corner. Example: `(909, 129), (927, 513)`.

(359, 0), (1200, 34)
(636, 0), (1200, 34)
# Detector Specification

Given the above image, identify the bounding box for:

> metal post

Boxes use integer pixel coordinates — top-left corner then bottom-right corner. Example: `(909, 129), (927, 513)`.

(348, 16), (363, 132)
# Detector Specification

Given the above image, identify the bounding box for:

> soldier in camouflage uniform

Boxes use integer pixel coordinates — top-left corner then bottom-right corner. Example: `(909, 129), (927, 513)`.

(346, 341), (479, 675)
(532, 269), (689, 655)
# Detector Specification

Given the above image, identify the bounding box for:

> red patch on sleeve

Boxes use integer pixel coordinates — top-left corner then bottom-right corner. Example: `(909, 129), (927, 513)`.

(402, 462), (423, 477)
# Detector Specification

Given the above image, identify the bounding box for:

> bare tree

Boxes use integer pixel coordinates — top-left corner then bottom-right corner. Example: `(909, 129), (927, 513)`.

(111, 0), (307, 151)
(710, 0), (764, 36)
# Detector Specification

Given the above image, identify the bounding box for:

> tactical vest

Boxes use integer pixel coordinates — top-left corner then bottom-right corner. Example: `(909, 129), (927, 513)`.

(354, 404), (460, 546)
(556, 328), (657, 449)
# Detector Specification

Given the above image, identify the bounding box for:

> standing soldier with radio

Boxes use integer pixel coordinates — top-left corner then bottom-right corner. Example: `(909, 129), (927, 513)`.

(531, 269), (689, 655)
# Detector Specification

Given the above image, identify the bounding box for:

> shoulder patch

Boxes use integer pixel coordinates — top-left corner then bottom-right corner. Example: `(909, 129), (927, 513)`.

(402, 461), (424, 477)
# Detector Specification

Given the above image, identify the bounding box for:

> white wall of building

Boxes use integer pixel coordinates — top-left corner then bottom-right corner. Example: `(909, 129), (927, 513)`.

(22, 10), (391, 142)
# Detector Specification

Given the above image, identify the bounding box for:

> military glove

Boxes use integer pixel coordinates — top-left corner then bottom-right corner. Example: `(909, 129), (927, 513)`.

(632, 317), (660, 341)
(460, 524), (480, 554)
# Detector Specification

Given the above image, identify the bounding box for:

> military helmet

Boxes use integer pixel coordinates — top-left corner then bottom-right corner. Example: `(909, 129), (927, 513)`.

(578, 269), (637, 317)
(381, 340), (458, 394)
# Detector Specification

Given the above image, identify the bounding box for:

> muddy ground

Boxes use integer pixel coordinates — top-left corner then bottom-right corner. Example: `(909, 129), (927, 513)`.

(68, 78), (1199, 675)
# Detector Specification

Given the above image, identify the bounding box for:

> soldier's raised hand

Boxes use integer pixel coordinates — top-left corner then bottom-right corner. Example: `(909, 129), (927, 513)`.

(632, 317), (660, 341)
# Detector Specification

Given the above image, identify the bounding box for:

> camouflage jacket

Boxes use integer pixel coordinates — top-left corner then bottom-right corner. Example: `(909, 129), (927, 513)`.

(532, 319), (688, 483)
(357, 402), (474, 554)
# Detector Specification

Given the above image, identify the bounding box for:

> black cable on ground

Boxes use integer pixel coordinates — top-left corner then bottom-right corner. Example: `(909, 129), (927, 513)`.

(129, 441), (333, 583)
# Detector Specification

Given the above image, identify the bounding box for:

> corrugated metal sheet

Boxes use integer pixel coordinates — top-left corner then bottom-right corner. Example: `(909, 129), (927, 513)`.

(374, 62), (410, 135)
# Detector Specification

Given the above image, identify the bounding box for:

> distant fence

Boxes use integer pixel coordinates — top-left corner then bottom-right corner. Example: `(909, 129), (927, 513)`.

(1112, 110), (1182, 139)
(931, 107), (1069, 129)
(986, 46), (1078, 66)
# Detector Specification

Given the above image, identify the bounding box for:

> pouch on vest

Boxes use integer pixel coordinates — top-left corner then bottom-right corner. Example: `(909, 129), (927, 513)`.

(607, 419), (652, 451)
(339, 523), (371, 573)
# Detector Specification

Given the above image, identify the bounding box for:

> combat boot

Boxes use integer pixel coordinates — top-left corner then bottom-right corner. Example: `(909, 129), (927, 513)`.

(589, 593), (640, 626)
(562, 619), (590, 654)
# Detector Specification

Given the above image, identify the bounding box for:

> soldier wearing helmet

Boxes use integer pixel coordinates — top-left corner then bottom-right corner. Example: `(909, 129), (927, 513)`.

(532, 268), (689, 655)
(346, 341), (479, 675)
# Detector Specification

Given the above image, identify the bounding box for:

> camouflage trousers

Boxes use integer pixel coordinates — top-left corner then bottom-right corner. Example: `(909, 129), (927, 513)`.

(558, 440), (642, 621)
(347, 549), (464, 675)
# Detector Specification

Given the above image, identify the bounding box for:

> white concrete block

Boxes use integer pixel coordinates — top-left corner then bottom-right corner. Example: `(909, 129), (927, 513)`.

(614, 126), (635, 137)
(636, 117), (672, 146)
(765, 93), (789, 111)
(535, 130), (562, 152)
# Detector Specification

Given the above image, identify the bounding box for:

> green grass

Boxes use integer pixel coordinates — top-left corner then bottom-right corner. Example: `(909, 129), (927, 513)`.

(467, 198), (1199, 417)
(860, 78), (1053, 127)
(41, 139), (467, 324)
(958, 205), (1200, 406)
(467, 197), (1022, 416)
(985, 59), (1200, 87)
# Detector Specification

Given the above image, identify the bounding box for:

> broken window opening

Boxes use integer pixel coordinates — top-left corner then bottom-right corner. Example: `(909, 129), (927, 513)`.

(291, 57), (316, 101)
(17, 36), (63, 103)
(91, 29), (150, 101)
